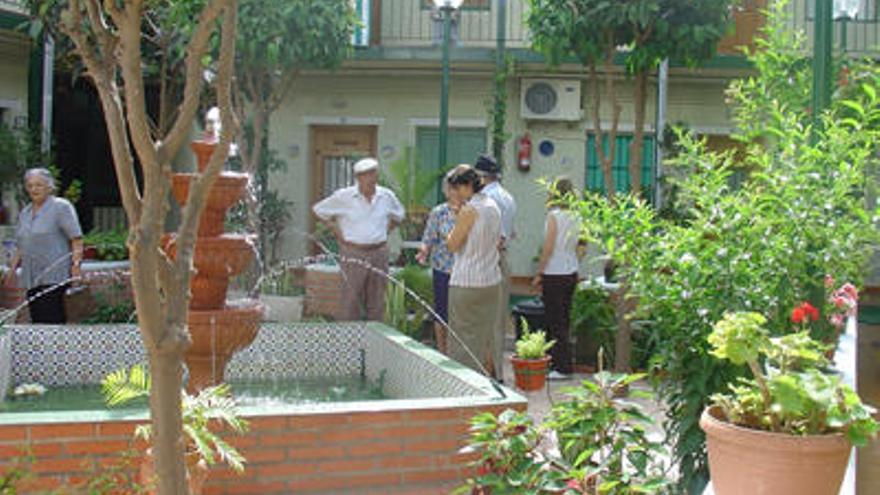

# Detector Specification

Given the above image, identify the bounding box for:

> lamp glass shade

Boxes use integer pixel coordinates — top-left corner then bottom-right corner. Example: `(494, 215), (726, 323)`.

(833, 0), (861, 19)
(432, 0), (464, 9)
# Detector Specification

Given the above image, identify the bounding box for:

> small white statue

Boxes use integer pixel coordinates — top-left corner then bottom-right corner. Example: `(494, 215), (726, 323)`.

(204, 106), (221, 142)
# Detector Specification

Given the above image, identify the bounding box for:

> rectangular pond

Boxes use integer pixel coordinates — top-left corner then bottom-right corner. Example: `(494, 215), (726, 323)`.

(0, 322), (525, 494)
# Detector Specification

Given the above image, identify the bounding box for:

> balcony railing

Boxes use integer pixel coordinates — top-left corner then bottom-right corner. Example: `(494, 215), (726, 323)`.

(373, 0), (529, 48)
(786, 0), (880, 57)
(363, 0), (880, 60)
(0, 0), (25, 15)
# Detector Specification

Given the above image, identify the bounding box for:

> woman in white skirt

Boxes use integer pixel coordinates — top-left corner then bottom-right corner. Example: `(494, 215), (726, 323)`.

(445, 165), (503, 377)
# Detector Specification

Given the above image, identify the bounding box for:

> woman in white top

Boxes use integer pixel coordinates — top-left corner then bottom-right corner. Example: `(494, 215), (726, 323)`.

(532, 177), (581, 378)
(446, 165), (503, 377)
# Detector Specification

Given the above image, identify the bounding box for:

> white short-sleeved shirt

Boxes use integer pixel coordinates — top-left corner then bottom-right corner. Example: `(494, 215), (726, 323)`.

(312, 185), (405, 245)
(481, 181), (516, 241)
(16, 196), (83, 288)
(542, 208), (579, 276)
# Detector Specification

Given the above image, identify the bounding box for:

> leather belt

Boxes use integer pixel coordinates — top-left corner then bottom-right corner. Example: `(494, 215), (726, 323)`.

(343, 240), (387, 250)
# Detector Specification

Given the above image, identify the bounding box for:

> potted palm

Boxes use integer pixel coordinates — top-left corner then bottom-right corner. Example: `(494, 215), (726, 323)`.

(510, 321), (555, 392)
(700, 311), (878, 495)
(381, 147), (447, 242)
(102, 365), (248, 494)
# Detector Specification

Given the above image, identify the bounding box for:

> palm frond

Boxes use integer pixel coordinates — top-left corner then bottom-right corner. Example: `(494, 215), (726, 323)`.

(101, 364), (150, 407)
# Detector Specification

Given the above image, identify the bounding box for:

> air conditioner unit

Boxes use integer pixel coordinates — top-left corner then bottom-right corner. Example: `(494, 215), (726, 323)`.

(520, 79), (582, 121)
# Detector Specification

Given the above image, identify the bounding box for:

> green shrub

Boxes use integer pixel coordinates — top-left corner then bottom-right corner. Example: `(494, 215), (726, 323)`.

(384, 264), (434, 337)
(83, 227), (128, 261)
(458, 373), (667, 494)
(565, 3), (880, 489)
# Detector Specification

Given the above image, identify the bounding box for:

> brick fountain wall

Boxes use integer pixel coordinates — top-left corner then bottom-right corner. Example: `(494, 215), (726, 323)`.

(0, 402), (523, 494)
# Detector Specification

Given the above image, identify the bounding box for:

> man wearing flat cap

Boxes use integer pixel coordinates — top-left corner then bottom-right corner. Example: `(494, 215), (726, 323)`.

(313, 157), (405, 321)
(474, 153), (517, 380)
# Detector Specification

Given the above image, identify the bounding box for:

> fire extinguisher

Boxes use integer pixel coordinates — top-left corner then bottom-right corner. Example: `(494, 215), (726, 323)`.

(517, 133), (532, 172)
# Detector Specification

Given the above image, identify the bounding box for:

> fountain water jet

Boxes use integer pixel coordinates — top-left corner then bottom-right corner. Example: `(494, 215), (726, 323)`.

(165, 136), (263, 392)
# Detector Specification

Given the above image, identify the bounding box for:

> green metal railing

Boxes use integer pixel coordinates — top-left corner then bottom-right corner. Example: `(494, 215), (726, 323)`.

(789, 0), (880, 57)
(372, 0), (880, 58)
(377, 0), (528, 48)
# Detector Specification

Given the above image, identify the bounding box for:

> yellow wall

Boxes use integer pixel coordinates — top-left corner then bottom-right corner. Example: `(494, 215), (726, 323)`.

(268, 69), (734, 275)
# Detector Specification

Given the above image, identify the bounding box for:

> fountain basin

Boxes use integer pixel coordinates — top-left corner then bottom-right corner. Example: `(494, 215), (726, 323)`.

(0, 322), (524, 493)
(162, 234), (256, 309)
(171, 172), (249, 237)
(185, 300), (264, 392)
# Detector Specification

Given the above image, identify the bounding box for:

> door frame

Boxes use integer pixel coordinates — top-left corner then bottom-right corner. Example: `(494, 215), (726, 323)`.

(308, 125), (378, 243)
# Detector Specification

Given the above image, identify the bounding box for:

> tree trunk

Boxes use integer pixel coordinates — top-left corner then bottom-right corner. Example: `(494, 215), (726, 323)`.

(629, 70), (648, 196)
(612, 282), (635, 373)
(148, 338), (188, 494)
(589, 34), (621, 200)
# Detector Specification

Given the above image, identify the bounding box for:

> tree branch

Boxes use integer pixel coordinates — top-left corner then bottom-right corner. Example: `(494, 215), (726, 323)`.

(157, 1), (227, 164)
(62, 0), (142, 222)
(173, 0), (238, 280)
(267, 69), (299, 114)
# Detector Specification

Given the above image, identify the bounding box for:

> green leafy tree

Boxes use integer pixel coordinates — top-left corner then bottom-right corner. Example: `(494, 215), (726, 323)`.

(527, 0), (733, 197)
(24, 1), (239, 493)
(233, 0), (355, 267)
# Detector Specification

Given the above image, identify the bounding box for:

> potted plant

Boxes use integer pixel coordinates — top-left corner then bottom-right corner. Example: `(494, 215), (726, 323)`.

(380, 147), (447, 242)
(102, 365), (248, 494)
(510, 321), (555, 392)
(700, 310), (878, 495)
(83, 227), (129, 261)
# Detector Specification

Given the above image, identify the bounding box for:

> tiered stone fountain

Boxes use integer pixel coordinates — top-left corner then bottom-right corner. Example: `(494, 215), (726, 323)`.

(166, 134), (263, 392)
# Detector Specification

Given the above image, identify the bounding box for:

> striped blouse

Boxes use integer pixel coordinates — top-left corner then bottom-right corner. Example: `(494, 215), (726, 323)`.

(449, 193), (502, 288)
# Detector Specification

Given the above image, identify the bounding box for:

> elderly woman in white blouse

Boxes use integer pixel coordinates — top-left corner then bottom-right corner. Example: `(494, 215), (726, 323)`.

(445, 164), (503, 377)
(3, 168), (83, 323)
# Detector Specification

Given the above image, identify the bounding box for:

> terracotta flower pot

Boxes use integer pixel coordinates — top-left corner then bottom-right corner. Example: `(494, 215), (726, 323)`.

(140, 448), (210, 495)
(700, 405), (851, 495)
(510, 355), (550, 392)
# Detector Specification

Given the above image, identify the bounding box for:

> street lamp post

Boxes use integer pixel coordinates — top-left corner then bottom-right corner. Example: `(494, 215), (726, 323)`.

(812, 0), (833, 126)
(434, 0), (463, 170)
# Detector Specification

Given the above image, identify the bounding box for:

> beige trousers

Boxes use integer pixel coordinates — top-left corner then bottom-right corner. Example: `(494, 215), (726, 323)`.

(338, 243), (389, 321)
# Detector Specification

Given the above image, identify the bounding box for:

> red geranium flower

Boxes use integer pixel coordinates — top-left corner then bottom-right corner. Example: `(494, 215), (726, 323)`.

(801, 302), (819, 322)
(791, 302), (819, 325)
(791, 306), (806, 324)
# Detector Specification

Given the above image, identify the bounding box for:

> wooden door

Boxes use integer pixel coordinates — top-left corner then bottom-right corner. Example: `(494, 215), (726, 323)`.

(309, 126), (377, 248)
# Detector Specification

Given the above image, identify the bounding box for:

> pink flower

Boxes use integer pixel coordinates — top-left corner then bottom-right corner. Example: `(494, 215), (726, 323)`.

(839, 283), (858, 301)
(833, 296), (849, 309)
(824, 275), (835, 288)
(830, 313), (845, 329)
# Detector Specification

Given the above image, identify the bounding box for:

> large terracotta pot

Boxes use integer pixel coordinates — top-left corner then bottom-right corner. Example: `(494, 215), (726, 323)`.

(700, 405), (851, 495)
(140, 448), (210, 495)
(510, 356), (550, 392)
